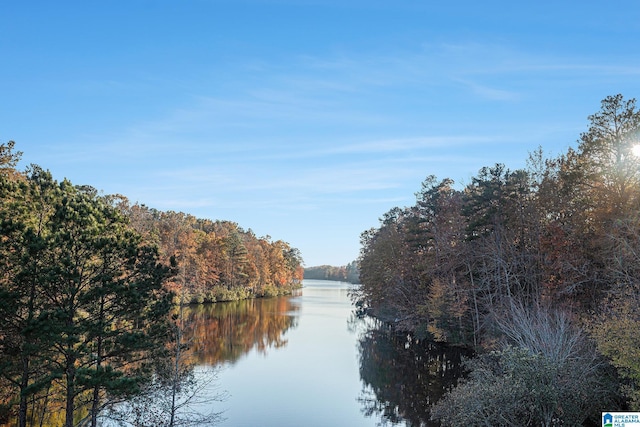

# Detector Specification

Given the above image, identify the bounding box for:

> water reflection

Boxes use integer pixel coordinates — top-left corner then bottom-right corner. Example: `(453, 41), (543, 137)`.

(184, 295), (300, 366)
(2, 283), (475, 427)
(356, 320), (472, 426)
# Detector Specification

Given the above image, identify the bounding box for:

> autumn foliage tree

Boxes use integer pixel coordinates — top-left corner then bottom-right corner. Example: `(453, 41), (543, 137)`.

(109, 200), (304, 304)
(356, 94), (640, 415)
(0, 140), (304, 425)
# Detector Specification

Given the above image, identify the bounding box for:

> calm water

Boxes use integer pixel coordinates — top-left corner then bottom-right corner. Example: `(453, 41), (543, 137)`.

(186, 279), (468, 427)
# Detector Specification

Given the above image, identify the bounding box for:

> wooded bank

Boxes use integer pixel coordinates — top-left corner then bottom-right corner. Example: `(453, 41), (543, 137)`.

(0, 142), (303, 427)
(355, 94), (640, 425)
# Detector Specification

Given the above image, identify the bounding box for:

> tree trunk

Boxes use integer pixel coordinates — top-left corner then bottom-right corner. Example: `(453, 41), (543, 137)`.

(90, 343), (102, 427)
(90, 296), (105, 427)
(19, 276), (39, 427)
(18, 353), (29, 427)
(65, 360), (76, 427)
(65, 309), (77, 427)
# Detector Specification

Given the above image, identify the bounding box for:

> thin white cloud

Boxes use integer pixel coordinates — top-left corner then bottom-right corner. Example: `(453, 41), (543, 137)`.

(322, 136), (496, 154)
(453, 78), (520, 101)
(34, 37), (640, 221)
(67, 38), (640, 173)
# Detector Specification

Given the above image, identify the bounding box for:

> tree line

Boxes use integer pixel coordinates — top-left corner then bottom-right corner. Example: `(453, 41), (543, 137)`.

(113, 201), (304, 303)
(0, 143), (303, 426)
(354, 94), (640, 425)
(303, 262), (360, 283)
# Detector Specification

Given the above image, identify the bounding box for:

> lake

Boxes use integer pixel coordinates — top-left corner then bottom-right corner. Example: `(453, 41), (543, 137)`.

(183, 279), (469, 427)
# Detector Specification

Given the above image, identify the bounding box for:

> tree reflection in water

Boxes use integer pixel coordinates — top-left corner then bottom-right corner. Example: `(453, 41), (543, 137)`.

(183, 296), (300, 366)
(356, 319), (472, 427)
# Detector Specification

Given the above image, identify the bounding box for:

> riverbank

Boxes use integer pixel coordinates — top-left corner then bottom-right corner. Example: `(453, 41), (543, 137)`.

(177, 282), (303, 304)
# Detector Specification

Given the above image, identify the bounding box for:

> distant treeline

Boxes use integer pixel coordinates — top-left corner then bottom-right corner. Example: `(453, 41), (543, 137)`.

(304, 261), (360, 283)
(355, 95), (640, 424)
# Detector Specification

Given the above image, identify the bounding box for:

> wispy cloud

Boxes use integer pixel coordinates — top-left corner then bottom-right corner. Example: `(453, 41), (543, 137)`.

(322, 136), (496, 154)
(73, 39), (640, 163)
(453, 79), (520, 101)
(38, 37), (640, 221)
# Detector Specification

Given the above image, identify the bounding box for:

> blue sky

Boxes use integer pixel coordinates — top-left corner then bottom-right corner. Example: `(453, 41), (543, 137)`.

(2, 1), (640, 266)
